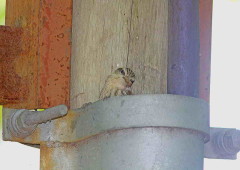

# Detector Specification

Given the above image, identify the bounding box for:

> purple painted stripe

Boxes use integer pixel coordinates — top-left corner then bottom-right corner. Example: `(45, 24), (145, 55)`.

(168, 0), (200, 98)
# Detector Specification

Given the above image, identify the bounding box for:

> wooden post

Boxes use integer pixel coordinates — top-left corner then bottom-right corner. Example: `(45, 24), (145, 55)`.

(71, 0), (168, 109)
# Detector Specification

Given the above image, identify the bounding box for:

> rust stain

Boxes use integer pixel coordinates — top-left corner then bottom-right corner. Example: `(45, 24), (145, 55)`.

(40, 144), (55, 170)
(53, 110), (77, 142)
(2, 0), (41, 109)
(0, 26), (30, 105)
(27, 127), (41, 144)
(1, 0), (72, 109)
(38, 0), (72, 108)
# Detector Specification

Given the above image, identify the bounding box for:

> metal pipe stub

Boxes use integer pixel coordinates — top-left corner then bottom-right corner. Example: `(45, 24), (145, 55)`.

(7, 105), (68, 138)
(205, 128), (240, 159)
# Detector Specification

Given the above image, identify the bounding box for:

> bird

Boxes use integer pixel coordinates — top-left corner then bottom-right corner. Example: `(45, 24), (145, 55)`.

(99, 67), (135, 100)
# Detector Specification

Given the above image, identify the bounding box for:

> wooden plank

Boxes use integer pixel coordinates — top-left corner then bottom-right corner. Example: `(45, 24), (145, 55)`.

(127, 0), (168, 95)
(199, 0), (213, 102)
(71, 0), (132, 109)
(71, 0), (168, 109)
(1, 0), (72, 109)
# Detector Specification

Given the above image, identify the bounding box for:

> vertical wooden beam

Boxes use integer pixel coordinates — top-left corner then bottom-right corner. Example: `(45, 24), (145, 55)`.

(1, 0), (72, 109)
(127, 0), (168, 96)
(168, 0), (200, 98)
(71, 0), (132, 109)
(199, 0), (213, 102)
(71, 0), (168, 109)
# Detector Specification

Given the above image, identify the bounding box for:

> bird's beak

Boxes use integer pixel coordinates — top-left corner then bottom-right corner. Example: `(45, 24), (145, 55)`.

(127, 82), (133, 87)
(123, 77), (133, 87)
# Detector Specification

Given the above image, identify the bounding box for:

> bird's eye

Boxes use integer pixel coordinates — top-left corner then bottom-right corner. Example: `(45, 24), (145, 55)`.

(130, 79), (135, 83)
(120, 69), (125, 75)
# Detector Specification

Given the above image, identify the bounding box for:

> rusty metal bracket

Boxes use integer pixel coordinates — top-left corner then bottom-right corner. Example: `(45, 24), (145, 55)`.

(6, 105), (68, 138)
(204, 127), (240, 159)
(1, 0), (72, 109)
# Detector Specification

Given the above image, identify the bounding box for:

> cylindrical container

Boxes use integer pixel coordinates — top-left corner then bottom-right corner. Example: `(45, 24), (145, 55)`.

(41, 95), (209, 170)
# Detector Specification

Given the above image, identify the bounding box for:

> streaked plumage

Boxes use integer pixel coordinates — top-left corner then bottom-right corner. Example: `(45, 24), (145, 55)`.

(99, 68), (135, 100)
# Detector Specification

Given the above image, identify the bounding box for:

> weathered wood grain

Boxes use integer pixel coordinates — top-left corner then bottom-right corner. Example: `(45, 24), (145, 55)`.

(127, 0), (168, 95)
(71, 0), (132, 108)
(71, 0), (168, 109)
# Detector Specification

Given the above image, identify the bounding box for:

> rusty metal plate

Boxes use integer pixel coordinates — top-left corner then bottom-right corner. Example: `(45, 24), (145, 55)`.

(1, 0), (72, 109)
(38, 0), (72, 108)
(0, 26), (30, 105)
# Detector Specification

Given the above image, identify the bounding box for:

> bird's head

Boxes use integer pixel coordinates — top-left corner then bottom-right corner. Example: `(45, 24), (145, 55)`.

(111, 67), (135, 90)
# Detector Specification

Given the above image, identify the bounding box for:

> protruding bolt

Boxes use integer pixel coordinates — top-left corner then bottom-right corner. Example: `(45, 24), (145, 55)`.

(231, 130), (240, 150)
(214, 129), (240, 156)
(8, 105), (68, 138)
(23, 105), (68, 126)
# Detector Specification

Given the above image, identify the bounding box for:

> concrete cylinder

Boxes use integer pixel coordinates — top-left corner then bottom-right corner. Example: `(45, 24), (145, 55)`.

(40, 95), (209, 170)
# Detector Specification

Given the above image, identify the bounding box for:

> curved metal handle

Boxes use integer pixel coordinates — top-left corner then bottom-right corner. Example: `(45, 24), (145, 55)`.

(8, 105), (68, 138)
